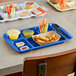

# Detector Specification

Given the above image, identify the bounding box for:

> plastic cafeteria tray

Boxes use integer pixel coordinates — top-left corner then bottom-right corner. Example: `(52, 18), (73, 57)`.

(3, 23), (73, 53)
(47, 0), (76, 12)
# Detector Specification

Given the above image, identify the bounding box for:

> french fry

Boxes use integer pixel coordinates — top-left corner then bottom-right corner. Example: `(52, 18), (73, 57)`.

(39, 36), (49, 42)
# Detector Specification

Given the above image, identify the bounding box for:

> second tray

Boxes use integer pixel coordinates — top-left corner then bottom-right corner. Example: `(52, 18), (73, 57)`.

(47, 0), (76, 11)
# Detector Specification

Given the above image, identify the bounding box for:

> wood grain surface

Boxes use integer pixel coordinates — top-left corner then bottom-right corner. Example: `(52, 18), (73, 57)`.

(23, 49), (76, 76)
(6, 49), (76, 76)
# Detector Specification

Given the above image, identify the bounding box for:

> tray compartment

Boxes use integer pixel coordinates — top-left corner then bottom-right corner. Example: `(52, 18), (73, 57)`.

(27, 37), (64, 50)
(18, 10), (31, 19)
(0, 4), (22, 13)
(21, 26), (40, 38)
(37, 24), (55, 34)
(3, 33), (23, 41)
(49, 23), (72, 41)
(27, 37), (40, 47)
(21, 2), (39, 10)
(4, 33), (22, 41)
(48, 24), (66, 41)
(27, 32), (64, 50)
(32, 30), (61, 45)
(59, 26), (73, 40)
(3, 12), (19, 21)
(14, 39), (34, 53)
(33, 41), (64, 50)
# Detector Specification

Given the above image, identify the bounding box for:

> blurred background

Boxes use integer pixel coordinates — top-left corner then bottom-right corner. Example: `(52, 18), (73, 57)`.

(0, 0), (13, 3)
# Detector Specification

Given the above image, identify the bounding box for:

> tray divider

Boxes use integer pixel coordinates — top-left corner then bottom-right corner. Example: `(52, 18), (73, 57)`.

(24, 38), (34, 50)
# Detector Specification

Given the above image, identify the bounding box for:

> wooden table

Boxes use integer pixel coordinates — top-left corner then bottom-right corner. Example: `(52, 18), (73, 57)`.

(0, 0), (76, 76)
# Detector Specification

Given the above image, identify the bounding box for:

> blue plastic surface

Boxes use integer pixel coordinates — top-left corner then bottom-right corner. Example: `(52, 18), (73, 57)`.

(3, 23), (73, 53)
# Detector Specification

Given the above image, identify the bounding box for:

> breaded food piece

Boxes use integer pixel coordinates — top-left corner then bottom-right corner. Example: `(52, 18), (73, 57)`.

(39, 36), (49, 42)
(36, 39), (46, 43)
(34, 34), (59, 44)
(47, 36), (52, 41)
(47, 34), (58, 42)
(47, 34), (55, 38)
(54, 36), (58, 40)
(34, 35), (40, 41)
(50, 34), (55, 38)
(50, 39), (55, 42)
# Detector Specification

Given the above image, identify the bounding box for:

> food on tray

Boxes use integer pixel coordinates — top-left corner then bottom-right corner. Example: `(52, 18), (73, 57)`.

(33, 30), (61, 45)
(50, 0), (71, 4)
(9, 8), (15, 18)
(32, 6), (50, 16)
(36, 36), (49, 42)
(34, 36), (49, 42)
(0, 15), (3, 20)
(59, 0), (67, 9)
(7, 5), (15, 18)
(50, 0), (71, 9)
(31, 9), (42, 16)
(3, 5), (18, 12)
(39, 19), (48, 33)
(23, 30), (34, 38)
(16, 42), (25, 47)
(19, 11), (29, 17)
(7, 29), (20, 40)
(38, 6), (50, 13)
(34, 34), (58, 43)
(26, 2), (34, 9)
(47, 35), (58, 42)
(20, 46), (29, 51)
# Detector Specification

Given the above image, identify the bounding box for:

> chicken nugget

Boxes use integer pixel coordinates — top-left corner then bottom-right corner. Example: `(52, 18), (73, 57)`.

(34, 35), (39, 41)
(54, 36), (58, 40)
(39, 36), (49, 42)
(51, 39), (55, 42)
(36, 39), (46, 43)
(51, 34), (55, 38)
(47, 36), (52, 41)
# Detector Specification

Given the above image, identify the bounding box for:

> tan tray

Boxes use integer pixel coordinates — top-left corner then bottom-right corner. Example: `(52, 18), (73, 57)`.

(32, 30), (61, 45)
(47, 0), (76, 11)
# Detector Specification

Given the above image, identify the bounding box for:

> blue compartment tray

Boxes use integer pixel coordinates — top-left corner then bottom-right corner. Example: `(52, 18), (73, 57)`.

(3, 23), (73, 53)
